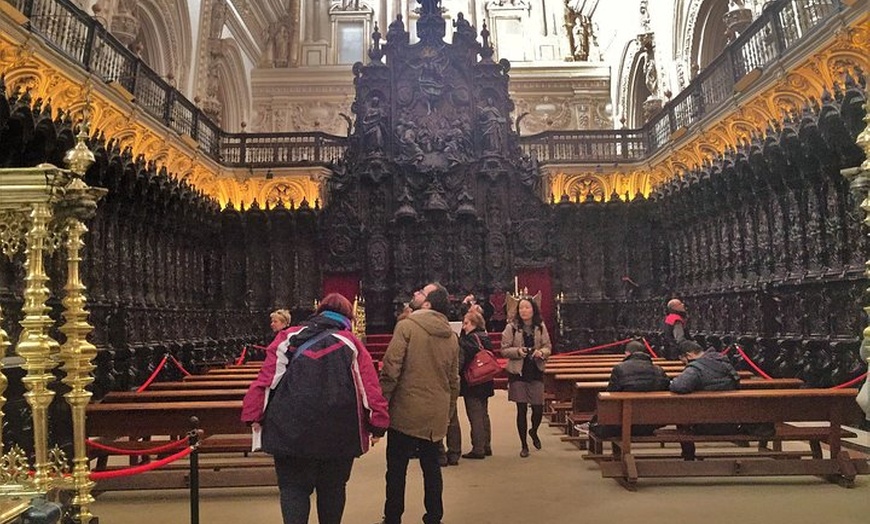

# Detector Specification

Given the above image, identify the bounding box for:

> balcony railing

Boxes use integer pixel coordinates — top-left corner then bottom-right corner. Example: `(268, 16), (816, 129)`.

(5, 0), (845, 168)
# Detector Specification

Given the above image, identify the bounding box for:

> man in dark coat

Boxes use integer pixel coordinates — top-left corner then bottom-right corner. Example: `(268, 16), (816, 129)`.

(590, 340), (670, 439)
(670, 340), (740, 460)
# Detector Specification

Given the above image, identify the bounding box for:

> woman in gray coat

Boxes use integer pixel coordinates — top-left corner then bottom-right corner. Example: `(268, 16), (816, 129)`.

(500, 298), (551, 457)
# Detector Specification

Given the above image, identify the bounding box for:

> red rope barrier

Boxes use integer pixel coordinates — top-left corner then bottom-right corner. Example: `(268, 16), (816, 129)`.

(170, 355), (192, 376)
(86, 438), (189, 456)
(735, 345), (773, 380)
(235, 346), (248, 366)
(89, 446), (193, 481)
(136, 355), (169, 393)
(557, 338), (633, 356)
(641, 337), (659, 358)
(251, 345), (268, 351)
(720, 346), (731, 355)
(832, 371), (868, 389)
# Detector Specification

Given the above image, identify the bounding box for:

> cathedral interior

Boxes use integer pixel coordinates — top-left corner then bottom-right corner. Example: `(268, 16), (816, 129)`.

(0, 0), (869, 519)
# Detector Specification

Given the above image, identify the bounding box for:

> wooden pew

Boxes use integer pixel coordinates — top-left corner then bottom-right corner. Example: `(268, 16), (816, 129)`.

(86, 396), (275, 490)
(87, 400), (247, 439)
(548, 370), (755, 400)
(206, 368), (263, 375)
(561, 378), (806, 447)
(148, 380), (253, 390)
(184, 374), (257, 382)
(102, 389), (249, 403)
(585, 388), (869, 490)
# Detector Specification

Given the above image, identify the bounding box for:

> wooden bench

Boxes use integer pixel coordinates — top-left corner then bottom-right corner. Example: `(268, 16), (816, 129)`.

(87, 400), (248, 438)
(585, 388), (869, 490)
(547, 370), (755, 400)
(148, 380), (253, 390)
(561, 378), (806, 448)
(102, 389), (249, 403)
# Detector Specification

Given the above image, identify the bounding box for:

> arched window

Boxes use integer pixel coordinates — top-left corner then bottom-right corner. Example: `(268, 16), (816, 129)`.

(691, 0), (729, 73)
(130, 0), (193, 90)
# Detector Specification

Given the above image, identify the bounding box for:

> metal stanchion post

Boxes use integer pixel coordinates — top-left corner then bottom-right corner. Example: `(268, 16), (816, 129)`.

(188, 417), (201, 524)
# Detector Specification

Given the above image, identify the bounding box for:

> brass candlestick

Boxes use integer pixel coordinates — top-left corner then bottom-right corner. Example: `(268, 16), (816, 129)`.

(58, 220), (96, 524)
(15, 201), (57, 492)
(57, 124), (103, 524)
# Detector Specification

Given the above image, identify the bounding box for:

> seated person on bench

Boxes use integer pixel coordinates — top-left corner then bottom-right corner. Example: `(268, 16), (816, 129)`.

(589, 340), (671, 439)
(669, 340), (739, 460)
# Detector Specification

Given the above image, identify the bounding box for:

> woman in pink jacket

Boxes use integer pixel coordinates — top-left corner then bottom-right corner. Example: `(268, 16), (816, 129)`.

(242, 293), (389, 524)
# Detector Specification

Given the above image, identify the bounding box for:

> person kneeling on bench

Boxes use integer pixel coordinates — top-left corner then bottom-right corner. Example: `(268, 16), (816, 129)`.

(589, 340), (671, 439)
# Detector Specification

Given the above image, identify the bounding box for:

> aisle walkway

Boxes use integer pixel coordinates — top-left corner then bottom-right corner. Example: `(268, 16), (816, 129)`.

(92, 391), (869, 523)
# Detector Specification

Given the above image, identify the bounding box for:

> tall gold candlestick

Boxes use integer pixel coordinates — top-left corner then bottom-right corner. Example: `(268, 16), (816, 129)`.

(15, 201), (58, 492)
(59, 220), (96, 524)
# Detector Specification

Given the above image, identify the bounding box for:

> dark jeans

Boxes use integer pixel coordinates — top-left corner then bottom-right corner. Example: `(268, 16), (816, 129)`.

(273, 455), (354, 524)
(384, 428), (443, 524)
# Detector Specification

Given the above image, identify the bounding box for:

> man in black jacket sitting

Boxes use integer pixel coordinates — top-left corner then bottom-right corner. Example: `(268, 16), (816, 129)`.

(589, 340), (671, 439)
(670, 340), (740, 460)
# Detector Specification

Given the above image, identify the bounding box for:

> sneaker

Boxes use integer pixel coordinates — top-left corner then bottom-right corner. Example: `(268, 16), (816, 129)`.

(461, 451), (486, 459)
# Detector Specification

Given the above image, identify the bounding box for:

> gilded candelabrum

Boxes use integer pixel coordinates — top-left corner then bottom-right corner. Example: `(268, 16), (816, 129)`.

(56, 125), (104, 524)
(15, 196), (57, 493)
(0, 123), (104, 520)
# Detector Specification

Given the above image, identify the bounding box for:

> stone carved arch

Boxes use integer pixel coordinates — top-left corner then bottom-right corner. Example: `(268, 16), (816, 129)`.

(727, 118), (761, 143)
(563, 174), (608, 202)
(215, 38), (251, 131)
(674, 0), (729, 87)
(615, 38), (642, 127)
(260, 180), (310, 208)
(824, 50), (870, 85)
(134, 0), (192, 88)
(625, 48), (654, 127)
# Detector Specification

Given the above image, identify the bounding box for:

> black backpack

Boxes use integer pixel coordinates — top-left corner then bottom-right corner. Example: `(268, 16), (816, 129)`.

(261, 329), (362, 458)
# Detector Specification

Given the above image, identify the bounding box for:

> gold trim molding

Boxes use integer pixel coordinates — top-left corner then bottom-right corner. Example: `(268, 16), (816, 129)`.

(0, 22), (322, 210)
(550, 12), (870, 202)
(1, 11), (867, 207)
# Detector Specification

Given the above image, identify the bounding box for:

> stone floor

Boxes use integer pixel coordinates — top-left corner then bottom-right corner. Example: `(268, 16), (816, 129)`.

(91, 391), (870, 524)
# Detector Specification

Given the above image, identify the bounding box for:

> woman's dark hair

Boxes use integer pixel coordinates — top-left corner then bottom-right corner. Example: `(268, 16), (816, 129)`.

(514, 298), (542, 329)
(316, 293), (354, 320)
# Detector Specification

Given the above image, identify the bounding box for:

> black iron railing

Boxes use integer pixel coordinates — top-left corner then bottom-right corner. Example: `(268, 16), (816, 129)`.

(5, 0), (845, 167)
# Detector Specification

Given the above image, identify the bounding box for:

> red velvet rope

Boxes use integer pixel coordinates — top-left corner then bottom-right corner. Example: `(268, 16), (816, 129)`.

(169, 355), (191, 376)
(832, 371), (869, 389)
(235, 346), (248, 366)
(89, 446), (193, 481)
(136, 355), (169, 393)
(720, 346), (732, 355)
(251, 345), (268, 351)
(735, 345), (773, 380)
(557, 338), (633, 356)
(86, 438), (189, 456)
(641, 337), (659, 358)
